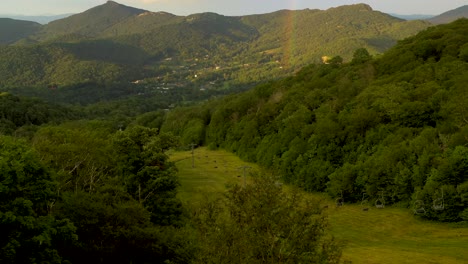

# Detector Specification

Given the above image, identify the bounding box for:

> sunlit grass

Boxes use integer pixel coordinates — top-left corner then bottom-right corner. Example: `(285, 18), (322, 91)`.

(169, 147), (258, 203)
(169, 147), (468, 264)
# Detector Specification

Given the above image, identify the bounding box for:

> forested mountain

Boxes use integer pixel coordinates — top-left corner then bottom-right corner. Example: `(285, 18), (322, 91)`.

(0, 2), (431, 93)
(0, 18), (41, 44)
(428, 5), (468, 25)
(0, 42), (148, 87)
(242, 4), (429, 64)
(35, 1), (148, 40)
(161, 19), (468, 222)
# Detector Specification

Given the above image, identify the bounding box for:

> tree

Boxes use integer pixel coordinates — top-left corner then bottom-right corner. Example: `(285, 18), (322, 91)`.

(32, 124), (115, 194)
(0, 136), (77, 263)
(55, 185), (194, 264)
(112, 126), (183, 225)
(351, 48), (372, 64)
(328, 55), (343, 65)
(192, 172), (342, 263)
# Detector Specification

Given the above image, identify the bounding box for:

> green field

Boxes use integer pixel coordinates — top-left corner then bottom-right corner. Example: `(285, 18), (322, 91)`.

(169, 147), (468, 264)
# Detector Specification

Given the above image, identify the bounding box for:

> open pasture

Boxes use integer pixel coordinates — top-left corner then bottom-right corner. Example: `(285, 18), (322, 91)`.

(170, 147), (468, 264)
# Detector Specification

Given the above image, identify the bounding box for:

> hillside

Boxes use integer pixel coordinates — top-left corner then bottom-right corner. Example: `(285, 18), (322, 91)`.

(0, 18), (41, 44)
(0, 2), (431, 98)
(101, 11), (181, 37)
(161, 19), (468, 222)
(36, 1), (147, 40)
(113, 12), (259, 57)
(0, 41), (148, 87)
(428, 5), (468, 24)
(242, 4), (430, 65)
(0, 92), (78, 135)
(171, 147), (468, 264)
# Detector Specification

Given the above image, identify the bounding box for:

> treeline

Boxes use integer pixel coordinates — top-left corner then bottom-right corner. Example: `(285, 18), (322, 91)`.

(161, 19), (468, 222)
(0, 122), (341, 263)
(0, 92), (79, 135)
(0, 124), (191, 263)
(0, 85), (340, 262)
(0, 42), (147, 87)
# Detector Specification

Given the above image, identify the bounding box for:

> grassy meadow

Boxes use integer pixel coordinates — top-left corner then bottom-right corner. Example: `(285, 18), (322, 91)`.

(169, 147), (468, 264)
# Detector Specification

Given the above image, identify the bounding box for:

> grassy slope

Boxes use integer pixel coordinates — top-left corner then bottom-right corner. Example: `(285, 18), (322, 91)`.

(169, 147), (258, 202)
(170, 147), (468, 264)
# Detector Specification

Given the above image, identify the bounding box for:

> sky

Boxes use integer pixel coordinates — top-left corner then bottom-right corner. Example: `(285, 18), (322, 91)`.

(0, 0), (467, 16)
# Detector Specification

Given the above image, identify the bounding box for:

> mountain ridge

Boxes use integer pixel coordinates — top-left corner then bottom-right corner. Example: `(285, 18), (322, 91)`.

(36, 1), (148, 40)
(428, 5), (468, 24)
(0, 18), (41, 44)
(0, 2), (431, 89)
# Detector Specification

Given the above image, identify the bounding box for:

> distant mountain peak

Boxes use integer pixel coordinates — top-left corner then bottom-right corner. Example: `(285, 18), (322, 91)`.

(97, 0), (147, 12)
(106, 0), (119, 5)
(39, 0), (148, 39)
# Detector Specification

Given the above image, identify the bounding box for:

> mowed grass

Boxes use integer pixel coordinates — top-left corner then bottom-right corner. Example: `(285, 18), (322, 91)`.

(169, 147), (258, 203)
(169, 147), (468, 264)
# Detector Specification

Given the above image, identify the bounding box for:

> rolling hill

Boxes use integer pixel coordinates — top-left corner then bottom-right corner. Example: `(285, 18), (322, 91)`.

(242, 4), (430, 65)
(160, 18), (468, 222)
(0, 2), (431, 92)
(428, 5), (468, 24)
(36, 1), (148, 40)
(0, 18), (41, 44)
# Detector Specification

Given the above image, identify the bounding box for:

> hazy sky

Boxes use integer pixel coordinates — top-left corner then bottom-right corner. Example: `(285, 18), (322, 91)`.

(1, 0), (467, 16)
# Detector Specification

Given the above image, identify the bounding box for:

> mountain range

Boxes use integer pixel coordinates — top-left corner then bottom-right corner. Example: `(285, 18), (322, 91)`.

(0, 1), (460, 90)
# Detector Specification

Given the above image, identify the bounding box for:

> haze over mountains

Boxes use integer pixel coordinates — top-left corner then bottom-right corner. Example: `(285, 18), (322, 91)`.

(0, 14), (72, 24)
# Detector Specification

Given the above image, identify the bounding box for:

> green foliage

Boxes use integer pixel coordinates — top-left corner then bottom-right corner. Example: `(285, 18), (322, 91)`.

(24, 121), (194, 262)
(0, 136), (77, 263)
(192, 173), (342, 263)
(0, 18), (41, 44)
(113, 126), (183, 225)
(0, 92), (78, 135)
(32, 123), (115, 193)
(55, 187), (193, 263)
(351, 48), (372, 64)
(163, 19), (468, 222)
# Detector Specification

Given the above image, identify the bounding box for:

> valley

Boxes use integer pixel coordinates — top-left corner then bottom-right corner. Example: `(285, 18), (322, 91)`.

(1, 1), (468, 263)
(0, 2), (431, 101)
(171, 147), (468, 264)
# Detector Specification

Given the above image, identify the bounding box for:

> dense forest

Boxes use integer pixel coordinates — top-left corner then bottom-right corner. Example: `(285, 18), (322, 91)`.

(161, 19), (468, 222)
(0, 122), (341, 263)
(1, 4), (468, 263)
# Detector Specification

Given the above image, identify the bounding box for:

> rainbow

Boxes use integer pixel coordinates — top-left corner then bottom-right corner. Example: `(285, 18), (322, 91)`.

(282, 1), (298, 68)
